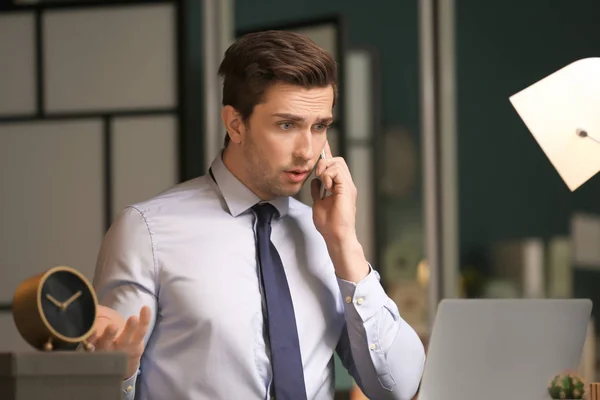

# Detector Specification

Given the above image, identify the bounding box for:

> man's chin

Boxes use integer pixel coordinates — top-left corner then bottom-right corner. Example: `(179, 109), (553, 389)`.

(276, 187), (302, 198)
(274, 181), (306, 198)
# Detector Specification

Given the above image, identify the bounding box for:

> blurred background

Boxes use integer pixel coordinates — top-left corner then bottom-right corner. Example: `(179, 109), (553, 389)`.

(1, 0), (600, 399)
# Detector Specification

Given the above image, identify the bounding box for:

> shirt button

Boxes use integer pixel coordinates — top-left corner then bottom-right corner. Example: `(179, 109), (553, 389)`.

(370, 343), (377, 350)
(126, 386), (133, 393)
(357, 297), (365, 305)
(345, 296), (352, 304)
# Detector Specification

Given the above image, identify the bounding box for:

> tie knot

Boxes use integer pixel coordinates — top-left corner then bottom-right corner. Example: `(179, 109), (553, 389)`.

(252, 203), (278, 225)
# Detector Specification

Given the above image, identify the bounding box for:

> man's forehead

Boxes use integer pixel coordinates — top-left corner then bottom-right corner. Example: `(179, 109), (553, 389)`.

(269, 112), (334, 122)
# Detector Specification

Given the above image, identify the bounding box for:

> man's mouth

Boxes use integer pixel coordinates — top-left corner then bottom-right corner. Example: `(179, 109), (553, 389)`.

(284, 169), (311, 183)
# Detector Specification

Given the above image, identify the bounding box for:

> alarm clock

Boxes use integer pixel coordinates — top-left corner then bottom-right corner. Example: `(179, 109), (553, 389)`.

(12, 266), (98, 351)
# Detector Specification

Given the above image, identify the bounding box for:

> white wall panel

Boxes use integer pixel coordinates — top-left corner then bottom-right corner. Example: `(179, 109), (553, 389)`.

(292, 24), (337, 62)
(0, 13), (36, 116)
(346, 50), (373, 141)
(286, 23), (338, 122)
(572, 213), (600, 269)
(43, 4), (176, 113)
(0, 120), (104, 303)
(111, 115), (178, 219)
(349, 146), (374, 262)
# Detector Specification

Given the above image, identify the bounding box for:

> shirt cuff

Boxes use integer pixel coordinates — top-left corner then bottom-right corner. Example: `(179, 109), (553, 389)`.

(336, 265), (389, 322)
(121, 370), (138, 395)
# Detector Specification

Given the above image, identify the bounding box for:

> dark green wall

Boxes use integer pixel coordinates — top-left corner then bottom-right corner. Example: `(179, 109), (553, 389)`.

(185, 0), (206, 178)
(456, 1), (600, 263)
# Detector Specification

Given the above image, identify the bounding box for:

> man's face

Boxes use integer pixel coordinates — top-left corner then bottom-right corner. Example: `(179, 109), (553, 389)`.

(240, 83), (334, 199)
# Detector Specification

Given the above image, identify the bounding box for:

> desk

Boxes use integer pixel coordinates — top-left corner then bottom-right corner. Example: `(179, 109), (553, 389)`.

(0, 351), (127, 400)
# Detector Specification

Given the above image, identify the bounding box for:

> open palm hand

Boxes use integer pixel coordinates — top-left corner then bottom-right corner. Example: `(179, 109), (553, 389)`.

(87, 305), (152, 379)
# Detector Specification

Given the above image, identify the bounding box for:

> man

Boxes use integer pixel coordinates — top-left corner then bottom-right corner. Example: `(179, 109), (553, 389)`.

(89, 30), (425, 400)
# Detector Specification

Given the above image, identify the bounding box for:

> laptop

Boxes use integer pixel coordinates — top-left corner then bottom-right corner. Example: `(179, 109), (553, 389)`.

(418, 298), (593, 400)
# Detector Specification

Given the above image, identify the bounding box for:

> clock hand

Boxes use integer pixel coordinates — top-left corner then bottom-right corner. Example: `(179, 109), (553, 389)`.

(62, 291), (82, 309)
(45, 294), (64, 309)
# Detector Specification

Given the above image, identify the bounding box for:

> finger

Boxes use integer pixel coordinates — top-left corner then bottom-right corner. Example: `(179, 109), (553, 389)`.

(326, 157), (351, 179)
(321, 160), (354, 189)
(86, 331), (98, 346)
(321, 173), (334, 192)
(320, 164), (343, 187)
(310, 178), (321, 202)
(87, 323), (109, 346)
(316, 157), (336, 177)
(140, 305), (152, 325)
(94, 324), (118, 350)
(322, 165), (357, 197)
(95, 324), (118, 349)
(115, 315), (139, 347)
(97, 304), (121, 319)
(324, 140), (332, 158)
(131, 306), (152, 344)
(92, 317), (112, 334)
(316, 155), (350, 177)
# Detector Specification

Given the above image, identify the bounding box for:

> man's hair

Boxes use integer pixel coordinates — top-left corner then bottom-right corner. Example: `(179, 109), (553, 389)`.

(218, 30), (338, 146)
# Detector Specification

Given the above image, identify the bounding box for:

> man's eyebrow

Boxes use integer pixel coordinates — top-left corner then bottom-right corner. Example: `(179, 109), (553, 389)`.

(316, 116), (334, 124)
(271, 113), (334, 124)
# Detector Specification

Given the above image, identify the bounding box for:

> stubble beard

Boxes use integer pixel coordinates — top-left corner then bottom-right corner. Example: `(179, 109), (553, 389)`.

(242, 131), (304, 199)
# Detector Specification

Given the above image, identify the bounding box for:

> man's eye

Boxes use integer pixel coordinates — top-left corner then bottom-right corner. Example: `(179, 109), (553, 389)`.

(279, 122), (294, 130)
(313, 124), (328, 132)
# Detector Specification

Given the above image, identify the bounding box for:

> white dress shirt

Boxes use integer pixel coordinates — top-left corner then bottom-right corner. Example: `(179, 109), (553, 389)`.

(92, 153), (425, 400)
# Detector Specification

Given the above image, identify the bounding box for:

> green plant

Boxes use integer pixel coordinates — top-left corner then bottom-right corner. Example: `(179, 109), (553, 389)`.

(548, 371), (586, 399)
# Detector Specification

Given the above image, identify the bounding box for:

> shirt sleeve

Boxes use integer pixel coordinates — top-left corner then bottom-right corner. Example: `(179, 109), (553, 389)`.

(335, 266), (426, 400)
(92, 206), (159, 400)
(121, 371), (138, 398)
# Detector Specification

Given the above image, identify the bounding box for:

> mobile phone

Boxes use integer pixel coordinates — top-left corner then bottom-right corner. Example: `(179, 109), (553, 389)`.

(319, 149), (327, 199)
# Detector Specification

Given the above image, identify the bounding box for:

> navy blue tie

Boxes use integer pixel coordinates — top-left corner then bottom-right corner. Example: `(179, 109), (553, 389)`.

(253, 203), (307, 400)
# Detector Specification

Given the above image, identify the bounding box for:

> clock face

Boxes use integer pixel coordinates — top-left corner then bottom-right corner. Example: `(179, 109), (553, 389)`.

(39, 269), (96, 341)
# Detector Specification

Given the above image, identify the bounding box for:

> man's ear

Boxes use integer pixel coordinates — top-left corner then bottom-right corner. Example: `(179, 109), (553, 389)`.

(221, 106), (245, 144)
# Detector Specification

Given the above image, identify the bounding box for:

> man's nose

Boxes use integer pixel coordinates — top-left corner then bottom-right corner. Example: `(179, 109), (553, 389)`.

(293, 130), (314, 161)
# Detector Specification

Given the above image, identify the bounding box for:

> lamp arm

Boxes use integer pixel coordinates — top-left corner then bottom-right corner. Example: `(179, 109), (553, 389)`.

(576, 128), (600, 144)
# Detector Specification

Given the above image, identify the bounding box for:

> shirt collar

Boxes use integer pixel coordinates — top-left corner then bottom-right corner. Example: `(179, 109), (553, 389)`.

(209, 152), (290, 219)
